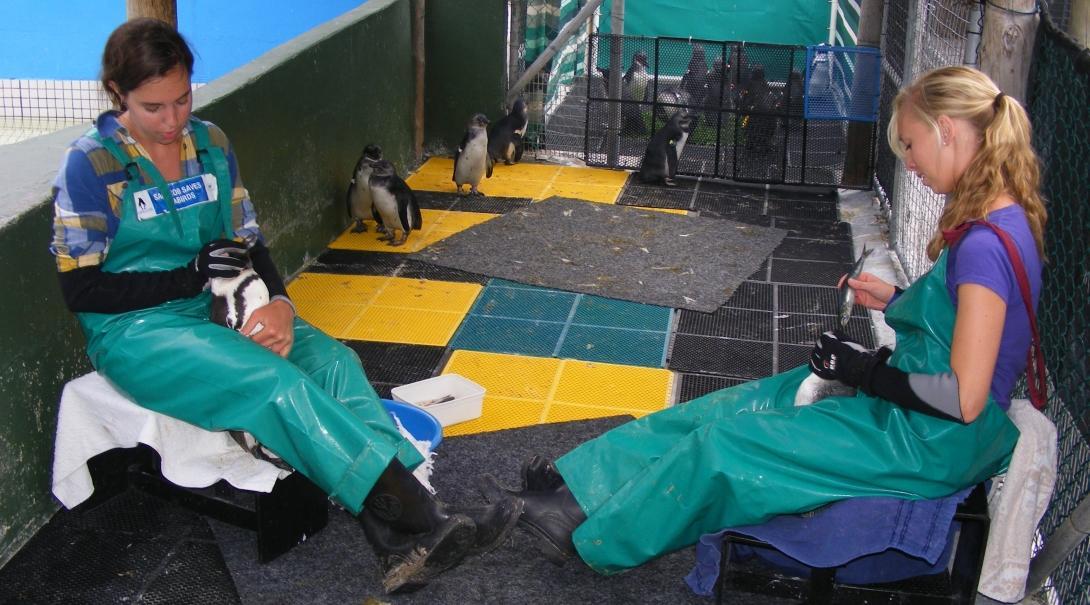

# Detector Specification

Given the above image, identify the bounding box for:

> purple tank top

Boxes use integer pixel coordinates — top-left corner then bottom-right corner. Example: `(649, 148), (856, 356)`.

(945, 204), (1042, 410)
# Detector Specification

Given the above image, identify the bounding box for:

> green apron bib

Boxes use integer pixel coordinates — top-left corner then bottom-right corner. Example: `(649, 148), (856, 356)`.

(75, 117), (421, 513)
(558, 252), (1021, 574)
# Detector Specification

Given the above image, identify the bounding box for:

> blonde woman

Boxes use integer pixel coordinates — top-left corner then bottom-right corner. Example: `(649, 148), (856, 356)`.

(482, 65), (1047, 576)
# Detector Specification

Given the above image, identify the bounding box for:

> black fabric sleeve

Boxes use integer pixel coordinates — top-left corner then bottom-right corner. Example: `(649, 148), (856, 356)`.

(248, 241), (288, 299)
(57, 264), (206, 314)
(861, 362), (967, 424)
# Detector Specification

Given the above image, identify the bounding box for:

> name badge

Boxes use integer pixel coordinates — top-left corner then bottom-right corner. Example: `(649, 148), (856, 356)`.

(133, 174), (219, 221)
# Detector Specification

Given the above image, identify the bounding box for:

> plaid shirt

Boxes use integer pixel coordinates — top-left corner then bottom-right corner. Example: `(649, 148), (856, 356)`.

(50, 111), (262, 272)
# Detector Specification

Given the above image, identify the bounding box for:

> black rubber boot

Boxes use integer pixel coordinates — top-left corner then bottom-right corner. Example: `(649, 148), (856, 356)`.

(360, 460), (476, 593)
(477, 473), (587, 564)
(521, 454), (564, 492)
(450, 497), (525, 556)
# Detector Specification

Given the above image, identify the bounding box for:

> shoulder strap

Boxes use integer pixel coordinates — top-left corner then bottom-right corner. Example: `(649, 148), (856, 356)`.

(943, 220), (1047, 409)
(187, 118), (235, 238)
(90, 129), (185, 237)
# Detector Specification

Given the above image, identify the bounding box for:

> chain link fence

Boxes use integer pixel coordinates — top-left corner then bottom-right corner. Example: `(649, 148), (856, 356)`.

(1025, 5), (1090, 603)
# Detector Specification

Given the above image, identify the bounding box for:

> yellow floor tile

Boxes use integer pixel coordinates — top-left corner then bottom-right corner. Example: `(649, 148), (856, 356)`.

(286, 273), (384, 304)
(543, 402), (650, 424)
(290, 274), (481, 345)
(444, 396), (546, 437)
(328, 209), (497, 254)
(439, 350), (674, 435)
(292, 300), (364, 336)
(371, 279), (482, 313)
(553, 359), (674, 410)
(344, 306), (466, 346)
(545, 182), (622, 204)
(555, 166), (631, 187)
(444, 350), (560, 400)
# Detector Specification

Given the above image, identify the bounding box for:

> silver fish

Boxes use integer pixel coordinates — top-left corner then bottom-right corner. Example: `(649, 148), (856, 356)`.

(838, 245), (873, 329)
(795, 245), (875, 407)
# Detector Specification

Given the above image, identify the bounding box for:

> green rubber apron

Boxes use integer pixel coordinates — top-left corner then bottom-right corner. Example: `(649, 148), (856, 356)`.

(557, 252), (1021, 574)
(77, 117), (421, 513)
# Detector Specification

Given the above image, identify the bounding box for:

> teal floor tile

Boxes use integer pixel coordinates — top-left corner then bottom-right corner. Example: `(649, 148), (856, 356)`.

(556, 324), (669, 366)
(450, 315), (564, 357)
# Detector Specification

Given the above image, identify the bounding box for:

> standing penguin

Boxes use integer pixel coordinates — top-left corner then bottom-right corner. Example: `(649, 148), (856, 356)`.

(453, 113), (493, 196)
(345, 144), (385, 234)
(638, 110), (692, 186)
(369, 160), (422, 246)
(621, 51), (651, 135)
(488, 98), (529, 165)
(679, 45), (708, 124)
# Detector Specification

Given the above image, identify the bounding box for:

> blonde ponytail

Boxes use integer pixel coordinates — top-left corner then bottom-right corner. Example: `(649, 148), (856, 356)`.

(888, 66), (1047, 261)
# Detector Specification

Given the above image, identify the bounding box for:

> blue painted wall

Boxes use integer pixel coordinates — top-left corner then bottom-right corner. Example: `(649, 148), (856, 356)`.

(0, 1), (366, 82)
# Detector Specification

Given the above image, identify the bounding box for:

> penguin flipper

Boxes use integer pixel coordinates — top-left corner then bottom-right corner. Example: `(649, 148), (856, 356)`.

(486, 151), (493, 178)
(666, 140), (679, 178)
(513, 133), (524, 163)
(345, 179), (356, 218)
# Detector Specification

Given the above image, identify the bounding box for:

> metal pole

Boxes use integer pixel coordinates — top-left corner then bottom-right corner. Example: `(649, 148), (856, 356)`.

(1025, 494), (1090, 594)
(127, 0), (177, 27)
(413, 0), (426, 160)
(506, 0), (605, 105)
(606, 0), (625, 167)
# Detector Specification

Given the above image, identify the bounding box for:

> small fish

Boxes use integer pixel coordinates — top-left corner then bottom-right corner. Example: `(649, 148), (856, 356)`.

(838, 245), (873, 329)
(416, 394), (456, 407)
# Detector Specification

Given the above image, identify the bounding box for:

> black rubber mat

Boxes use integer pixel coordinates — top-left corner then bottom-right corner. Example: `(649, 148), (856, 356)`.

(342, 341), (446, 398)
(678, 373), (749, 402)
(668, 334), (774, 379)
(0, 488), (240, 605)
(777, 314), (877, 348)
(310, 249), (489, 284)
(778, 283), (869, 318)
(413, 190), (533, 214)
(773, 236), (856, 263)
(771, 258), (856, 286)
(771, 217), (852, 240)
(676, 307), (774, 341)
(766, 197), (839, 221)
(722, 280), (775, 311)
(777, 343), (815, 373)
(616, 184), (695, 209)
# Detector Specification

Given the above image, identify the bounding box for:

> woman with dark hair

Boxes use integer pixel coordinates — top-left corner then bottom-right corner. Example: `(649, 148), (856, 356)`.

(483, 65), (1047, 577)
(49, 18), (519, 594)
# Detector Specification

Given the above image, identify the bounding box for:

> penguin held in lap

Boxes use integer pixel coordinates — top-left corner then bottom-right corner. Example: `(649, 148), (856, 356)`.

(453, 113), (492, 196)
(638, 110), (692, 187)
(369, 160), (422, 246)
(488, 98), (528, 165)
(210, 262), (270, 332)
(346, 144), (385, 234)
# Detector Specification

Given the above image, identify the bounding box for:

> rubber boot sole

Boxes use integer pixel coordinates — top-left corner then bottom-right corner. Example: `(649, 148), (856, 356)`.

(381, 515), (477, 594)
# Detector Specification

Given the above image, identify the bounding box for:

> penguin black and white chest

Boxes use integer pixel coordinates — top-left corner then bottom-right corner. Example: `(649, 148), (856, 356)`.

(346, 144), (384, 234)
(638, 111), (692, 186)
(369, 159), (422, 246)
(488, 99), (528, 165)
(453, 113), (492, 196)
(210, 267), (270, 332)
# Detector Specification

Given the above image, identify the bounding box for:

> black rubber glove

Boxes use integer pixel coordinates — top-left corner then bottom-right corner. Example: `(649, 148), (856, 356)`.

(809, 330), (892, 388)
(192, 239), (248, 279)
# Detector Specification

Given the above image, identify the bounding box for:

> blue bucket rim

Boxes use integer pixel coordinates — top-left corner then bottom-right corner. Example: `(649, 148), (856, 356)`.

(382, 399), (443, 450)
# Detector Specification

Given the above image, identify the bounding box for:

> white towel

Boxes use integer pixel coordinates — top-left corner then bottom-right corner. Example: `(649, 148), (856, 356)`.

(52, 372), (293, 509)
(978, 398), (1058, 603)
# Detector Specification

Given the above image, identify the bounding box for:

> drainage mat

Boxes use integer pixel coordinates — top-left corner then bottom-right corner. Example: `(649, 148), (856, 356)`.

(411, 196), (787, 313)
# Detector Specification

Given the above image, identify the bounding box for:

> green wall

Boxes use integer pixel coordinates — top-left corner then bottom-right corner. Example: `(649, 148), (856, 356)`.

(0, 0), (441, 566)
(424, 0), (508, 154)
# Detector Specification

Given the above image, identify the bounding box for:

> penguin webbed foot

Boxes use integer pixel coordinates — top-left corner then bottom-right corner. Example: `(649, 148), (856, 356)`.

(388, 233), (409, 246)
(663, 177), (678, 187)
(471, 188), (486, 197)
(350, 220), (367, 233)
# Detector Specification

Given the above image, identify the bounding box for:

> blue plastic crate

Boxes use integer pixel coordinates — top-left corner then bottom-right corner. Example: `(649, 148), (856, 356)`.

(803, 45), (881, 122)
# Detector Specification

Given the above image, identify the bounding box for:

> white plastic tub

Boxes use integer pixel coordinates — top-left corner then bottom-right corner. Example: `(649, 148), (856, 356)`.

(391, 374), (485, 427)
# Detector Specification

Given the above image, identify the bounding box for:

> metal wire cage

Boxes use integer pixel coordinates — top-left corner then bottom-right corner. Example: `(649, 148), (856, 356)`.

(583, 33), (877, 189)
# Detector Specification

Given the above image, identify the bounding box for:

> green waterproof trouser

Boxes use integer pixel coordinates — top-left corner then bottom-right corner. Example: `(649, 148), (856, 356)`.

(556, 253), (1021, 574)
(84, 294), (423, 514)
